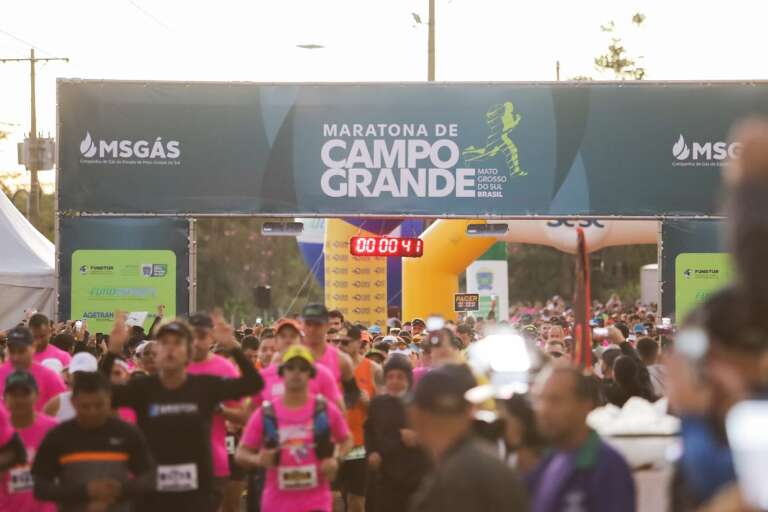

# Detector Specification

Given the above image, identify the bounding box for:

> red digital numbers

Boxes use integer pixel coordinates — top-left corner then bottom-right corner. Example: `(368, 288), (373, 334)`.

(349, 236), (424, 258)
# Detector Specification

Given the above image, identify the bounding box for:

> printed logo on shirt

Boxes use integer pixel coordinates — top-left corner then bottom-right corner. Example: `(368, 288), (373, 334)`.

(563, 490), (586, 512)
(148, 402), (199, 417)
(8, 466), (33, 493)
(109, 437), (125, 446)
(279, 424), (313, 462)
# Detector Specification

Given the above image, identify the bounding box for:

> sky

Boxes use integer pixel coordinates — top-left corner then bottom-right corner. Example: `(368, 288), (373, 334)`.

(1, 0), (768, 190)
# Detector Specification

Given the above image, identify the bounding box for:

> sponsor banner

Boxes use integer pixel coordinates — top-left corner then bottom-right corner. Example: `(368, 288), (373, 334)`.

(323, 220), (387, 328)
(71, 250), (176, 333)
(454, 293), (480, 312)
(660, 219), (730, 322)
(58, 81), (767, 217)
(58, 217), (191, 326)
(675, 253), (733, 322)
(466, 250), (509, 321)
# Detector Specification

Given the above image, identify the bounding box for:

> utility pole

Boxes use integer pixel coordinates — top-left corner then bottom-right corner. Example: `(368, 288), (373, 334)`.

(0, 49), (68, 227)
(428, 0), (435, 81)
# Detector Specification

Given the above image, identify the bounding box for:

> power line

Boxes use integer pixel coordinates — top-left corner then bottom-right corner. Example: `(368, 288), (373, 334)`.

(0, 27), (56, 57)
(126, 0), (171, 30)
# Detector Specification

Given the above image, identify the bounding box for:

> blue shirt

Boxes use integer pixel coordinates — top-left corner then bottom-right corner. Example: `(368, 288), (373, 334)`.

(527, 430), (636, 512)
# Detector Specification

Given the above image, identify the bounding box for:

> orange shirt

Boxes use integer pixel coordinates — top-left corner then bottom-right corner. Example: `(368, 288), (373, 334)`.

(347, 357), (376, 447)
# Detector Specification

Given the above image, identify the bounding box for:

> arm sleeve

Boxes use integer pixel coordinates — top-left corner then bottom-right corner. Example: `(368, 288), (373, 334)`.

(0, 433), (26, 471)
(122, 426), (156, 498)
(32, 432), (89, 505)
(210, 349), (264, 402)
(240, 409), (264, 450)
(101, 355), (144, 408)
(363, 399), (378, 455)
(342, 377), (361, 409)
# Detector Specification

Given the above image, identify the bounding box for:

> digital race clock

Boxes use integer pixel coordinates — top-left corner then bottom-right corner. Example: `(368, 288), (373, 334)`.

(349, 236), (424, 258)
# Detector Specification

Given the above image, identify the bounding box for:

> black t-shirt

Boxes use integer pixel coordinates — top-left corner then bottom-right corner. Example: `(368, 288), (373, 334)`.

(107, 349), (262, 495)
(31, 417), (154, 511)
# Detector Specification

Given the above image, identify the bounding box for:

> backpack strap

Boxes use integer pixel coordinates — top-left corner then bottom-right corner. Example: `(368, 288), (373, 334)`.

(261, 401), (281, 464)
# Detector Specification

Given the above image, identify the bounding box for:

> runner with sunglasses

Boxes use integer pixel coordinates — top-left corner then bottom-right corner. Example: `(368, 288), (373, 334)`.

(236, 345), (352, 512)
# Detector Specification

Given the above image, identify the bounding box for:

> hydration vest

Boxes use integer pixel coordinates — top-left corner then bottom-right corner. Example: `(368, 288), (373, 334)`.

(261, 395), (334, 463)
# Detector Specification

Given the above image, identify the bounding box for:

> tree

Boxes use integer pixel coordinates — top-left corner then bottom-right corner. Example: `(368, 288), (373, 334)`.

(594, 13), (646, 80)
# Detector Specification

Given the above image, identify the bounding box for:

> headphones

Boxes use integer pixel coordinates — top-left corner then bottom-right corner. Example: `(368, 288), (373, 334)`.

(278, 361), (317, 378)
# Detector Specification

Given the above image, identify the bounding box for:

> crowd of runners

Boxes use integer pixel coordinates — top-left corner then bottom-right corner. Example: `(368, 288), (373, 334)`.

(2, 122), (768, 512)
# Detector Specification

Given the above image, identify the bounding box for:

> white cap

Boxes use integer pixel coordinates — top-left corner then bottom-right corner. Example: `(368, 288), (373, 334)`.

(41, 358), (64, 375)
(69, 352), (98, 374)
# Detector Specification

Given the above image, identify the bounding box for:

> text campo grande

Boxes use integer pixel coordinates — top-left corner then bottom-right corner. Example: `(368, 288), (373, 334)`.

(319, 123), (502, 199)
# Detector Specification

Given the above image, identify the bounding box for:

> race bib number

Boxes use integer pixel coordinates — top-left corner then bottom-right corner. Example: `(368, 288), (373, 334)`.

(343, 445), (366, 461)
(226, 435), (236, 455)
(157, 463), (198, 492)
(278, 464), (318, 491)
(8, 466), (33, 493)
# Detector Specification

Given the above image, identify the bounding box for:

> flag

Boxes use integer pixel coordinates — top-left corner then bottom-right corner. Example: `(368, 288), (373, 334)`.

(573, 228), (592, 368)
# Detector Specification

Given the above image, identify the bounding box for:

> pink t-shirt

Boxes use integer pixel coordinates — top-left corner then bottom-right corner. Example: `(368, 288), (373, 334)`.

(254, 363), (342, 407)
(0, 413), (58, 511)
(187, 354), (240, 478)
(315, 343), (342, 387)
(0, 363), (67, 412)
(241, 395), (350, 512)
(32, 344), (71, 368)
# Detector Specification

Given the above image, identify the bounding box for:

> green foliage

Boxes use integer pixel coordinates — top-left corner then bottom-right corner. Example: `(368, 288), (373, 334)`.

(594, 13), (646, 80)
(195, 217), (322, 324)
(507, 243), (656, 304)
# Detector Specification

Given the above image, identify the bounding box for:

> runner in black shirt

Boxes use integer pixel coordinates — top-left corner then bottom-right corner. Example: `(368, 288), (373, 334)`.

(102, 312), (263, 512)
(32, 371), (154, 512)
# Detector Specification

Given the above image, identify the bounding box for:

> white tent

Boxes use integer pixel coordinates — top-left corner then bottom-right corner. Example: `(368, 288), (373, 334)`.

(0, 192), (55, 329)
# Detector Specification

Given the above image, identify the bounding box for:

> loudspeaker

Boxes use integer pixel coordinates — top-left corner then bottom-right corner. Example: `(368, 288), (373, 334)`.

(254, 286), (272, 310)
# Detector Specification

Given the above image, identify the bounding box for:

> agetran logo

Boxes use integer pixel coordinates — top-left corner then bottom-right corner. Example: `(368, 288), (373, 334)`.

(79, 131), (181, 165)
(672, 134), (741, 167)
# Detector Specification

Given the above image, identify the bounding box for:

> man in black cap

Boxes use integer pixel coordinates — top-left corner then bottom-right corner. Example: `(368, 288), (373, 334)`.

(407, 365), (528, 512)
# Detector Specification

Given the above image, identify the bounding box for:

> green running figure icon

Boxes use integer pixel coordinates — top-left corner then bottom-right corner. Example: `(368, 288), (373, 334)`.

(463, 101), (527, 177)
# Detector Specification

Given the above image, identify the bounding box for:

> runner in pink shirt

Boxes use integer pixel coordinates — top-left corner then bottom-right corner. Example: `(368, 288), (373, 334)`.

(28, 314), (71, 368)
(300, 304), (361, 409)
(185, 312), (245, 509)
(236, 345), (351, 512)
(0, 328), (66, 412)
(0, 370), (58, 511)
(253, 318), (343, 412)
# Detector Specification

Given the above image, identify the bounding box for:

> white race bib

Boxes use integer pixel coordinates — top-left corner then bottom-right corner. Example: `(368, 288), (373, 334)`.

(278, 464), (318, 491)
(225, 435), (236, 456)
(343, 445), (366, 461)
(8, 466), (33, 493)
(157, 463), (198, 492)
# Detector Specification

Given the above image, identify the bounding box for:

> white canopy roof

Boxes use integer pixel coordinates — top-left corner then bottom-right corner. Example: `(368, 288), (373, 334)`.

(0, 192), (55, 328)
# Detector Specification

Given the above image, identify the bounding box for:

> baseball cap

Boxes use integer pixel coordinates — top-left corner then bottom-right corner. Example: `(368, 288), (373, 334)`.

(411, 318), (426, 328)
(409, 365), (476, 415)
(189, 312), (214, 329)
(281, 345), (315, 367)
(5, 370), (37, 394)
(156, 321), (193, 341)
(69, 352), (98, 374)
(6, 326), (32, 348)
(633, 323), (646, 334)
(368, 325), (382, 335)
(301, 304), (329, 323)
(273, 318), (304, 337)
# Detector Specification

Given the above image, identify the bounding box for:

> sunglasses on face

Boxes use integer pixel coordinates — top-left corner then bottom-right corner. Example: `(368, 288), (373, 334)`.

(283, 362), (312, 373)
